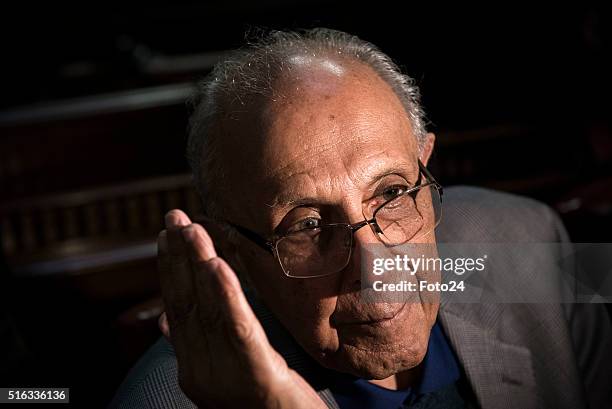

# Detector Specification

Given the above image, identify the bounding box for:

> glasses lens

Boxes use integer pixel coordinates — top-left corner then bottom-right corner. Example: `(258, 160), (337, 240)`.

(275, 224), (352, 278)
(373, 184), (442, 245)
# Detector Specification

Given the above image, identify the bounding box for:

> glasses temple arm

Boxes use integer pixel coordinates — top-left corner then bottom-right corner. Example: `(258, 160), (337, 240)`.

(418, 160), (443, 200)
(228, 223), (275, 254)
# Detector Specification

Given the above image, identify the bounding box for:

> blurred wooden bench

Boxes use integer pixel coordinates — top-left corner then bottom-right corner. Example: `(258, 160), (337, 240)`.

(1, 173), (200, 279)
(0, 173), (203, 384)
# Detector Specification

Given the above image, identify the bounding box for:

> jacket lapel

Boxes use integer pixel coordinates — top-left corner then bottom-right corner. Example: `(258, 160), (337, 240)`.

(439, 303), (540, 409)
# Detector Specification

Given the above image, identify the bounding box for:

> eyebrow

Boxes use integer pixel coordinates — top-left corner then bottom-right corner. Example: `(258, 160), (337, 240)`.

(265, 161), (418, 211)
(265, 196), (320, 210)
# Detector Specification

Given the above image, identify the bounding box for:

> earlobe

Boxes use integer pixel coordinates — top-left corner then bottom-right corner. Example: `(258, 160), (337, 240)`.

(420, 132), (436, 166)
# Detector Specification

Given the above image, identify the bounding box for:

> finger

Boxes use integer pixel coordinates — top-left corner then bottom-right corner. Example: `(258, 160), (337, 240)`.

(158, 226), (195, 332)
(164, 209), (192, 261)
(159, 227), (209, 382)
(187, 246), (274, 370)
(158, 312), (171, 340)
(181, 225), (223, 335)
(181, 223), (217, 264)
(163, 223), (215, 327)
(181, 224), (224, 337)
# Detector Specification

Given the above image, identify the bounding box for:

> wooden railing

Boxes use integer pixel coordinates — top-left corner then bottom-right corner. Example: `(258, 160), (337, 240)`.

(1, 173), (201, 277)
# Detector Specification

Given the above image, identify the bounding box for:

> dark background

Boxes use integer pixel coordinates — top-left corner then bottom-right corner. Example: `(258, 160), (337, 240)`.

(0, 2), (610, 407)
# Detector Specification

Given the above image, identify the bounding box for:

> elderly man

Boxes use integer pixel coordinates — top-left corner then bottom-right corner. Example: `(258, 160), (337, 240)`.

(111, 28), (611, 409)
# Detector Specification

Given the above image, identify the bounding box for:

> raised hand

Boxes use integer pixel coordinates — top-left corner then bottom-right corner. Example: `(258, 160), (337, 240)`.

(158, 209), (326, 409)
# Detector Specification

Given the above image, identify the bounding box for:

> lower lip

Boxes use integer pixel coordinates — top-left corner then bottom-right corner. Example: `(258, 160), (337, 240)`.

(341, 302), (408, 328)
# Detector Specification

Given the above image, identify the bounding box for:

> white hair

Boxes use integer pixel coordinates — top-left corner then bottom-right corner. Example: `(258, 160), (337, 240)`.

(186, 28), (428, 218)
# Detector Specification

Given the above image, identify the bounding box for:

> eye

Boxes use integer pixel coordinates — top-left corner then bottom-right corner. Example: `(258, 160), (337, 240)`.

(288, 217), (321, 233)
(382, 184), (408, 201)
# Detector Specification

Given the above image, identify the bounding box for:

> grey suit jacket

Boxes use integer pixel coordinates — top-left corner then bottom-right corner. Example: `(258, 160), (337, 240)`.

(109, 187), (612, 409)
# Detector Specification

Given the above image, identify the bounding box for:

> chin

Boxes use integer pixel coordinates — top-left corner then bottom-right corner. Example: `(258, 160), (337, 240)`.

(315, 337), (429, 379)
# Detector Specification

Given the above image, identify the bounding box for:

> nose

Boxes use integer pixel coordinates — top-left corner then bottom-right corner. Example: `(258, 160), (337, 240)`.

(335, 217), (380, 291)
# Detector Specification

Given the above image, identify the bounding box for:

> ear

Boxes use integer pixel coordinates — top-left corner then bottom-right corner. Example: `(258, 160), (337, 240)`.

(419, 132), (436, 166)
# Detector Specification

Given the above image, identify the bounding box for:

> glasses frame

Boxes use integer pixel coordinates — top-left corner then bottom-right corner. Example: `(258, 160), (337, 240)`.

(225, 159), (443, 278)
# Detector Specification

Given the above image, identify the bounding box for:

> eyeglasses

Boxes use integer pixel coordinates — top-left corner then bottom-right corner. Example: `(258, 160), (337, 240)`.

(225, 160), (442, 278)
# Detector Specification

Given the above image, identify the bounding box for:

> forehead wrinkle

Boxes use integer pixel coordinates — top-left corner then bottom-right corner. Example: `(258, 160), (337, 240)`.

(264, 164), (338, 210)
(262, 106), (406, 184)
(263, 171), (319, 210)
(261, 121), (363, 182)
(260, 132), (418, 213)
(264, 156), (418, 212)
(253, 131), (419, 220)
(262, 110), (413, 186)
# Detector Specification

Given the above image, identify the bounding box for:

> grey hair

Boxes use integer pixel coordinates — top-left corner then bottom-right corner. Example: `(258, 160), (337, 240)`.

(186, 28), (428, 218)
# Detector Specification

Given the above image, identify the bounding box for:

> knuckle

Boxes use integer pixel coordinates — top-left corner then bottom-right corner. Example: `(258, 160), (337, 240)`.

(193, 257), (222, 273)
(192, 259), (214, 274)
(231, 320), (254, 346)
(217, 284), (236, 302)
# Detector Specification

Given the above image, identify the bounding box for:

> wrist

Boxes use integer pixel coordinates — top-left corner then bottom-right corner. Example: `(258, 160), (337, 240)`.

(268, 370), (327, 409)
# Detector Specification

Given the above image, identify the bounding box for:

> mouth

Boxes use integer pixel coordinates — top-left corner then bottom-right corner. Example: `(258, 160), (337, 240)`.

(333, 302), (407, 328)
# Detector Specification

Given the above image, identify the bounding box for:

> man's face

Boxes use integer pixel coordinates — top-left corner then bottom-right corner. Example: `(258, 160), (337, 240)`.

(214, 56), (438, 379)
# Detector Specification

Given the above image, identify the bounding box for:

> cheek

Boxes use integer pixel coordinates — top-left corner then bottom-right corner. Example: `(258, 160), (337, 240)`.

(246, 259), (342, 354)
